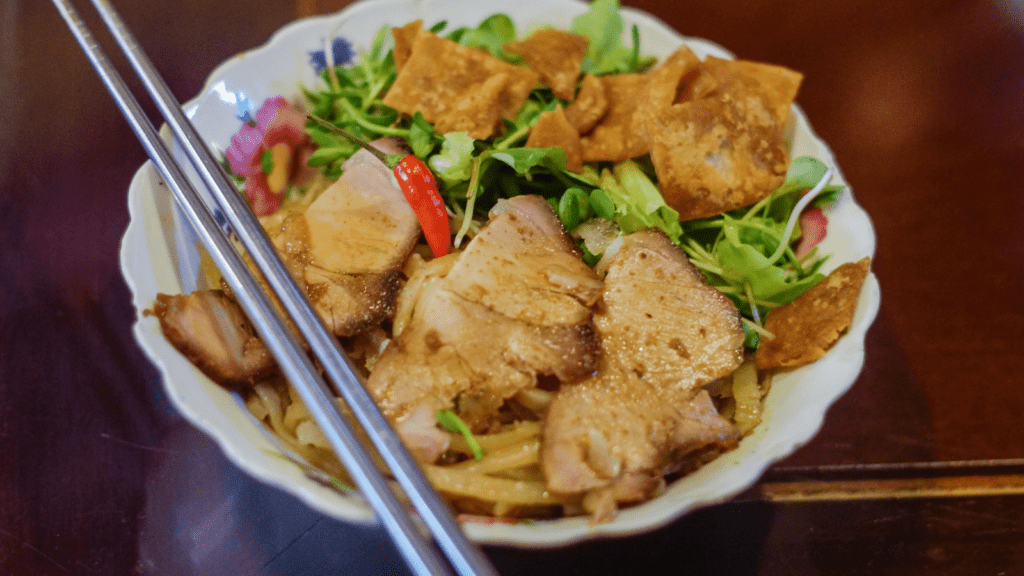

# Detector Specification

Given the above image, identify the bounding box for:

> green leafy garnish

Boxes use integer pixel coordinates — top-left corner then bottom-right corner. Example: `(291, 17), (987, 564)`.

(571, 0), (655, 74)
(436, 410), (484, 461)
(429, 132), (477, 186)
(301, 24), (400, 176)
(447, 14), (520, 62)
(596, 159), (684, 240)
(408, 112), (441, 158)
(490, 146), (567, 176)
(680, 157), (842, 340)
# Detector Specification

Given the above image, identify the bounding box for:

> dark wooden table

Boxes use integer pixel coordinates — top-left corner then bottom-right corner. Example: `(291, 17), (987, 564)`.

(3, 0), (1024, 573)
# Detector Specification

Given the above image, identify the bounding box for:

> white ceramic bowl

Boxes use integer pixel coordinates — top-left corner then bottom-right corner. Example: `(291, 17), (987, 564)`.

(120, 0), (880, 547)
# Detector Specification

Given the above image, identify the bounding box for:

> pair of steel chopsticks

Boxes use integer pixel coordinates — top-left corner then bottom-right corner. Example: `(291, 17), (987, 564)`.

(53, 1), (500, 575)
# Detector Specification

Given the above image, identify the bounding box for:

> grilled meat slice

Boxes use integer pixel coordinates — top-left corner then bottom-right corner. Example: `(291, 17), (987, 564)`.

(541, 229), (745, 518)
(156, 138), (421, 387)
(150, 291), (275, 388)
(597, 229), (746, 401)
(265, 212), (405, 338)
(367, 195), (602, 462)
(451, 196), (603, 326)
(263, 137), (421, 337)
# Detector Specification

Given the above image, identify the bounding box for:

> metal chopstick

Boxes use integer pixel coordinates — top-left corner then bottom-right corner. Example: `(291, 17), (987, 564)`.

(53, 1), (499, 575)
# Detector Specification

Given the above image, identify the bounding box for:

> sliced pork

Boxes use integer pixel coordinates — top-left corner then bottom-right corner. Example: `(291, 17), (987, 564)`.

(367, 195), (602, 462)
(150, 291), (275, 388)
(263, 137), (422, 336)
(156, 138), (422, 386)
(541, 229), (746, 520)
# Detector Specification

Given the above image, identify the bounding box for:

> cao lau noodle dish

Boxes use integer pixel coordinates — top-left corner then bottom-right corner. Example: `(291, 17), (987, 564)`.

(148, 0), (871, 526)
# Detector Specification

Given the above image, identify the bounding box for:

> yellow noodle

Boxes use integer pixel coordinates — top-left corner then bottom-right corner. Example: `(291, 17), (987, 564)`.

(295, 420), (330, 449)
(449, 439), (540, 475)
(423, 465), (563, 505)
(247, 354), (763, 517)
(732, 359), (762, 435)
(283, 393), (312, 434)
(253, 381), (287, 435)
(245, 393), (269, 421)
(447, 420), (542, 455)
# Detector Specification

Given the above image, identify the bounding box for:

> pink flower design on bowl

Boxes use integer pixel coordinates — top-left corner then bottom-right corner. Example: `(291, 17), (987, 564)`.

(225, 96), (310, 216)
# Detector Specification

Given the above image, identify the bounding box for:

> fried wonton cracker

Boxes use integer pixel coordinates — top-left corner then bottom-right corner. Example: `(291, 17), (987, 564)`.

(563, 74), (608, 134)
(434, 73), (509, 137)
(631, 45), (717, 142)
(579, 73), (649, 162)
(383, 30), (540, 139)
(391, 20), (422, 74)
(754, 258), (871, 370)
(703, 56), (802, 126)
(504, 29), (588, 100)
(525, 107), (583, 172)
(640, 55), (801, 220)
(646, 94), (791, 220)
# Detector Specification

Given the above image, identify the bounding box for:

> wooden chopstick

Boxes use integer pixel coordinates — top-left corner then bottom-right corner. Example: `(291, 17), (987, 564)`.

(52, 1), (500, 575)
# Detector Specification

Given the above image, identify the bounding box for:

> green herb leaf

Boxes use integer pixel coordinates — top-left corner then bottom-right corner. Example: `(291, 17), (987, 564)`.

(571, 0), (651, 74)
(679, 157), (843, 332)
(489, 146), (567, 176)
(589, 188), (616, 220)
(557, 187), (593, 231)
(428, 132), (477, 186)
(306, 146), (350, 167)
(436, 410), (484, 461)
(594, 159), (683, 241)
(408, 112), (441, 158)
(447, 14), (519, 61)
(758, 156), (846, 221)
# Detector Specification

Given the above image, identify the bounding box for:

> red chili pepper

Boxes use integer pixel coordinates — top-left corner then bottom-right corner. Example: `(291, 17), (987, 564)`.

(392, 155), (450, 257)
(307, 115), (451, 257)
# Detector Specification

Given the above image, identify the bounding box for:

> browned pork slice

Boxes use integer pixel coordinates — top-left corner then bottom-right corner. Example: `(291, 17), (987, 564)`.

(446, 196), (602, 327)
(367, 195), (603, 462)
(264, 137), (422, 337)
(150, 291), (275, 388)
(541, 229), (745, 520)
(156, 138), (421, 387)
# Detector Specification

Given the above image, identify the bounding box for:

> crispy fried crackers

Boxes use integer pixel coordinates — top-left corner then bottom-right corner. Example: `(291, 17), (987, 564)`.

(563, 74), (608, 134)
(384, 24), (803, 222)
(505, 29), (589, 101)
(527, 44), (802, 219)
(645, 92), (791, 221)
(391, 20), (422, 74)
(383, 28), (539, 139)
(754, 258), (871, 370)
(633, 48), (802, 220)
(578, 73), (651, 163)
(524, 107), (584, 172)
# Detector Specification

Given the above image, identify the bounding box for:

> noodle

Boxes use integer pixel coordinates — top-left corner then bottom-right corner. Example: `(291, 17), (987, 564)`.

(242, 356), (775, 518)
(447, 420), (541, 455)
(422, 466), (565, 506)
(730, 359), (763, 435)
